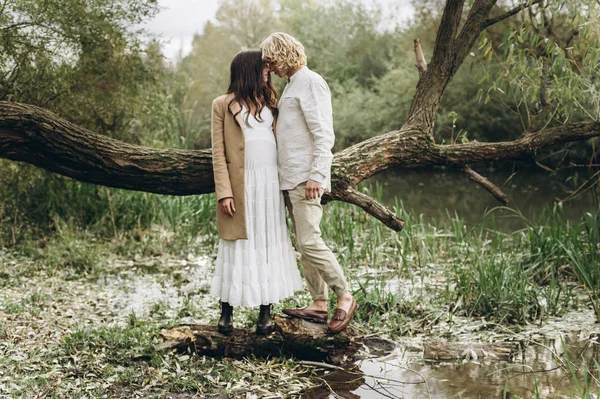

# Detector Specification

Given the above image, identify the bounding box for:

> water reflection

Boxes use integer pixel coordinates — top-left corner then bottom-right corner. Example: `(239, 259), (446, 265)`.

(367, 167), (597, 231)
(304, 334), (600, 398)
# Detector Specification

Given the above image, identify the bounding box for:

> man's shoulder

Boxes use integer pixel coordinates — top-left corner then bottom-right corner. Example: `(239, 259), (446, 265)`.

(304, 68), (328, 86)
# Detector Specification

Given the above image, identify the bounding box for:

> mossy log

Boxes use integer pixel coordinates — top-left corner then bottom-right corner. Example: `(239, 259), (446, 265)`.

(157, 315), (363, 365)
(423, 339), (518, 362)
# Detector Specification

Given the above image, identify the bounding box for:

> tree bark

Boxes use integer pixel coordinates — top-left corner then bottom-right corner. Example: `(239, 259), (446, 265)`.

(157, 315), (363, 365)
(157, 321), (519, 364)
(0, 102), (215, 196)
(1, 100), (599, 230)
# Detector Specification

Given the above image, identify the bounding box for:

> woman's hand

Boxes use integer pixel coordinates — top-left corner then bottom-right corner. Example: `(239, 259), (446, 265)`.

(219, 197), (236, 217)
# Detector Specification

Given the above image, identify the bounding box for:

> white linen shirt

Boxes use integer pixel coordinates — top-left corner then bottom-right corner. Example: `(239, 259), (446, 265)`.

(277, 66), (334, 191)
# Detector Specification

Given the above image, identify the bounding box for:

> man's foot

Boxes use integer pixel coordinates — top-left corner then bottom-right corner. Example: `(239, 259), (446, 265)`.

(282, 306), (328, 324)
(328, 296), (358, 334)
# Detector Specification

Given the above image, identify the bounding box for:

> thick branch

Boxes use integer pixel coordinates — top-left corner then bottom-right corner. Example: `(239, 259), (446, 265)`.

(406, 0), (493, 131)
(407, 0), (542, 135)
(433, 121), (600, 165)
(333, 120), (600, 188)
(452, 0), (498, 75)
(0, 102), (215, 196)
(1, 102), (599, 231)
(462, 166), (509, 205)
(325, 187), (405, 232)
(158, 315), (363, 365)
(483, 0), (544, 28)
(430, 0), (466, 68)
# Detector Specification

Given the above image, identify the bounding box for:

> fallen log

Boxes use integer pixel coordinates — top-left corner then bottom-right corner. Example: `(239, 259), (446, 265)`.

(157, 315), (363, 365)
(423, 339), (518, 362)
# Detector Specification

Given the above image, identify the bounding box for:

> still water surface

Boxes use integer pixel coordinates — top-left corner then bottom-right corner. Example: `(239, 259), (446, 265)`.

(366, 167), (597, 231)
(304, 315), (600, 399)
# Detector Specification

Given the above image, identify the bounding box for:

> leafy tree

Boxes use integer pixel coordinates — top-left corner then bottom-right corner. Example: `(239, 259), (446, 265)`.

(0, 0), (163, 143)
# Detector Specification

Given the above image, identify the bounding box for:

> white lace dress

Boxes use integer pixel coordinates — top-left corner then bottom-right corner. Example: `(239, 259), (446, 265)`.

(210, 106), (303, 307)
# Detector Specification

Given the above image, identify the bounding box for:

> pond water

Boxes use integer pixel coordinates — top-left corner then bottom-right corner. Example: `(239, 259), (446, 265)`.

(366, 166), (598, 231)
(304, 323), (600, 398)
(303, 262), (600, 399)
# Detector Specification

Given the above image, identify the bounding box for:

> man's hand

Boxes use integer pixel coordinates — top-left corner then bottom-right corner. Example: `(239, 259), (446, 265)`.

(219, 197), (236, 217)
(305, 180), (322, 200)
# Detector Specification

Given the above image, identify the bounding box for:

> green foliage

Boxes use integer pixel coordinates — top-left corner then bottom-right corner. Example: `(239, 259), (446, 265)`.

(0, 0), (168, 143)
(480, 1), (600, 128)
(63, 324), (156, 364)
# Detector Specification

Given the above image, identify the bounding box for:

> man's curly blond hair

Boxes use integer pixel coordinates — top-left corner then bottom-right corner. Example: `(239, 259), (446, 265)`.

(260, 32), (307, 70)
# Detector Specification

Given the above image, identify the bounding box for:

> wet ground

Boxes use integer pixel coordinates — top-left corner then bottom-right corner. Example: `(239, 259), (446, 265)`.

(303, 262), (600, 398)
(1, 251), (599, 398)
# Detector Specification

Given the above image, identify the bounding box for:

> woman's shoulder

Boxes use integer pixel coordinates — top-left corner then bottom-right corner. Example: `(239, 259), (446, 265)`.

(212, 93), (235, 108)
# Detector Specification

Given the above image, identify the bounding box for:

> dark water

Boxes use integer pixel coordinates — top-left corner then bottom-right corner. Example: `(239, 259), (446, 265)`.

(304, 333), (600, 398)
(366, 167), (598, 231)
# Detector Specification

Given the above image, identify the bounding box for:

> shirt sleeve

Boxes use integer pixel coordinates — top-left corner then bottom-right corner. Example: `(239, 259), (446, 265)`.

(299, 79), (335, 185)
(211, 98), (233, 202)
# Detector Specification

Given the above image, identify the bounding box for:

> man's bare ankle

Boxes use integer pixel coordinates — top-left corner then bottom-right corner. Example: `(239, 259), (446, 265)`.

(308, 300), (327, 312)
(336, 293), (353, 308)
(338, 292), (352, 302)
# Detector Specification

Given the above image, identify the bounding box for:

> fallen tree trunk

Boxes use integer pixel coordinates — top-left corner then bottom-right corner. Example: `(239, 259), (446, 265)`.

(157, 318), (519, 365)
(157, 315), (363, 365)
(2, 100), (599, 231)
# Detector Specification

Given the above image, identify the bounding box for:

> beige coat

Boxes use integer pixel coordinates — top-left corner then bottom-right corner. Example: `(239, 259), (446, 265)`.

(211, 93), (277, 240)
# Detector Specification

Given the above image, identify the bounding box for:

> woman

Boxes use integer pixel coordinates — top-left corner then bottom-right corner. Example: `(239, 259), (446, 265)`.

(209, 50), (303, 335)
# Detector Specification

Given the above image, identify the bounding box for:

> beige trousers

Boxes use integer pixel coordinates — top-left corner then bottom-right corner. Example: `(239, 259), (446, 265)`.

(284, 183), (348, 300)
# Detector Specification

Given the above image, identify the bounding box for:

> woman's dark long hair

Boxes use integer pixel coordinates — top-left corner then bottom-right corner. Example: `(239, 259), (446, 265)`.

(227, 50), (278, 127)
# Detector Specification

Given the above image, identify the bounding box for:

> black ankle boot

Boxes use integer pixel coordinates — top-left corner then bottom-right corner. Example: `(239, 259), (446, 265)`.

(256, 304), (273, 335)
(218, 301), (233, 335)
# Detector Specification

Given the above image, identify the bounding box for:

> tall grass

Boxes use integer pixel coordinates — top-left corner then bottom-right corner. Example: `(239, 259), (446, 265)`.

(321, 186), (596, 325)
(2, 171), (598, 325)
(560, 211), (600, 322)
(0, 162), (217, 252)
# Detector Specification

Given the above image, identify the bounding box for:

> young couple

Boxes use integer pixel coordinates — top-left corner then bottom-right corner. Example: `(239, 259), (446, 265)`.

(209, 32), (357, 336)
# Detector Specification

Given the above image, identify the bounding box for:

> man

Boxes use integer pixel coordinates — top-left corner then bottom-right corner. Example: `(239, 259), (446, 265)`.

(260, 32), (357, 333)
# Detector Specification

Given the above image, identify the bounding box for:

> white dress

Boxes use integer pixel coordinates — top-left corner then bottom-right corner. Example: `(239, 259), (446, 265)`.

(210, 106), (303, 307)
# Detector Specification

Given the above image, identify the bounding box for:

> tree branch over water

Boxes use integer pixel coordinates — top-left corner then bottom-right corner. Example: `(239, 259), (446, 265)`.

(0, 0), (597, 231)
(1, 101), (599, 230)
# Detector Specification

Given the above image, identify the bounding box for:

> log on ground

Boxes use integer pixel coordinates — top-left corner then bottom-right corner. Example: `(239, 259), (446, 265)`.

(157, 315), (363, 365)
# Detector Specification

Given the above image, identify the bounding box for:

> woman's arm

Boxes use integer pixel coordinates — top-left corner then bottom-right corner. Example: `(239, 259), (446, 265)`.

(211, 98), (234, 206)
